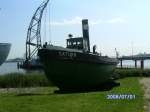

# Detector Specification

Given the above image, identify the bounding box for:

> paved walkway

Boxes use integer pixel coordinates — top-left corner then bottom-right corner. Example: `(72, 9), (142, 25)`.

(140, 78), (150, 112)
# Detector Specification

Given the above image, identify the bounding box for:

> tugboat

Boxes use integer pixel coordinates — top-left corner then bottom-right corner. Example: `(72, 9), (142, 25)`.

(38, 19), (119, 90)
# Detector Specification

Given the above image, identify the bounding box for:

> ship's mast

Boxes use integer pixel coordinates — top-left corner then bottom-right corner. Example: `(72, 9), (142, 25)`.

(26, 0), (50, 61)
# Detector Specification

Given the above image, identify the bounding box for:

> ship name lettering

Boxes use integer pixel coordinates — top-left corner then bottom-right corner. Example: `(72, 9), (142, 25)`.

(59, 52), (77, 58)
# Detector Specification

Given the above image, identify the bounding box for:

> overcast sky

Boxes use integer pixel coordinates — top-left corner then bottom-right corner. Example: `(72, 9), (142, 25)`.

(1, 0), (150, 58)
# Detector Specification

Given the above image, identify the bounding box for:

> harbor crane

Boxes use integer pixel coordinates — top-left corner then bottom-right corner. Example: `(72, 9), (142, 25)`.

(19, 0), (50, 69)
(26, 0), (49, 61)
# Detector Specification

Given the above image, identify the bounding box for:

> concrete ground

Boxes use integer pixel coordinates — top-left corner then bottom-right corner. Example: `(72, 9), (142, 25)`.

(140, 78), (150, 112)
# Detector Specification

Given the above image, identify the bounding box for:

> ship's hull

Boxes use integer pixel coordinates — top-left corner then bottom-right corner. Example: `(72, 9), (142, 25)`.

(0, 43), (11, 66)
(38, 46), (118, 90)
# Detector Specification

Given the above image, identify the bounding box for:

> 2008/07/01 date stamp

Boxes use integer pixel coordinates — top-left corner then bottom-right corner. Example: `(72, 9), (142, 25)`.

(106, 94), (136, 100)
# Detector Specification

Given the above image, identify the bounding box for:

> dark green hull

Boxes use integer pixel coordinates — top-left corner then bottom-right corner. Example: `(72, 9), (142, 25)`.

(44, 60), (115, 90)
(38, 47), (118, 90)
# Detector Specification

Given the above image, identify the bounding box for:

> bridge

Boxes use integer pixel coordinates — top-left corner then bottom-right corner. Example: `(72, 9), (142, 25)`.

(118, 54), (150, 69)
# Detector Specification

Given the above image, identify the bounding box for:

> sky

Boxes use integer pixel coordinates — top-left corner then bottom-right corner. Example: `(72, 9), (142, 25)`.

(1, 0), (150, 59)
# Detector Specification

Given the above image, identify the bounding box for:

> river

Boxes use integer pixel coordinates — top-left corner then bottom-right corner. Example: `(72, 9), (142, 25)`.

(0, 60), (150, 75)
(0, 62), (25, 75)
(118, 60), (150, 68)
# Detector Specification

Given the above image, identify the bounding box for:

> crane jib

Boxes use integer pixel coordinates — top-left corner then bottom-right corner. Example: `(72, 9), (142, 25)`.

(26, 0), (50, 61)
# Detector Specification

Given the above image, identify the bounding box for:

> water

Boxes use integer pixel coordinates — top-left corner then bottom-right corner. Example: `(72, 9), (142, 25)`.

(0, 62), (44, 75)
(118, 60), (150, 68)
(0, 62), (25, 75)
(0, 60), (150, 75)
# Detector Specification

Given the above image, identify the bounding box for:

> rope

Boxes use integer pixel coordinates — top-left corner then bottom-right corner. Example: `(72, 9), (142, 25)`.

(48, 2), (52, 44)
(42, 1), (52, 45)
(44, 7), (47, 43)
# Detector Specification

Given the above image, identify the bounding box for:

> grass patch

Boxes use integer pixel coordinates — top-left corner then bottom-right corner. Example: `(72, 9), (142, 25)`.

(0, 77), (144, 112)
(0, 68), (149, 88)
(0, 72), (52, 88)
(114, 68), (150, 79)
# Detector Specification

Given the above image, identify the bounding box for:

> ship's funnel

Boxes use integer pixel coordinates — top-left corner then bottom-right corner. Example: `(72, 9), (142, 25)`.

(82, 19), (90, 52)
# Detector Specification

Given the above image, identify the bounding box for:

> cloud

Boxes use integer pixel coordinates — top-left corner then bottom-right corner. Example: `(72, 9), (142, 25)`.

(49, 17), (127, 26)
(90, 20), (104, 25)
(51, 17), (82, 26)
(107, 17), (127, 24)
